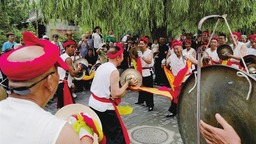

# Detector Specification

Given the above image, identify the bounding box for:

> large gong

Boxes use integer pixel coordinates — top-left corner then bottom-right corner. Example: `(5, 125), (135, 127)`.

(178, 65), (256, 144)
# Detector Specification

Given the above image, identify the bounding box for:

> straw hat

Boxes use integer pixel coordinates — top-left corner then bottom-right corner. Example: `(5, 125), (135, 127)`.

(120, 69), (142, 87)
(55, 104), (102, 144)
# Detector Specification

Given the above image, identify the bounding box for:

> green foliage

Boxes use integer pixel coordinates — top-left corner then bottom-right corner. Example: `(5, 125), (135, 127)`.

(0, 0), (35, 50)
(2, 0), (256, 41)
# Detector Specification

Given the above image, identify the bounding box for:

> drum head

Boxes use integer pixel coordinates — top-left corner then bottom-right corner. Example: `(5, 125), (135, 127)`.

(55, 104), (102, 144)
(178, 65), (256, 144)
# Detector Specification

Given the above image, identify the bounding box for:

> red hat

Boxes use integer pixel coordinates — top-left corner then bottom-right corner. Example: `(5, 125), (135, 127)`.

(248, 34), (256, 40)
(250, 35), (256, 41)
(107, 43), (124, 59)
(0, 31), (68, 81)
(185, 39), (192, 44)
(139, 37), (149, 44)
(171, 39), (183, 48)
(210, 36), (218, 42)
(63, 40), (76, 48)
(231, 32), (241, 40)
(202, 31), (209, 36)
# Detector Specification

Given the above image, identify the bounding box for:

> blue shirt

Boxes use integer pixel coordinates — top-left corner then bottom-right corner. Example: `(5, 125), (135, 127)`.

(2, 41), (16, 52)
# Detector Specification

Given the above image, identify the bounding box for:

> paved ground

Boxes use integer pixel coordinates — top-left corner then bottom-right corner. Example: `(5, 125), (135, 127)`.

(45, 89), (184, 144)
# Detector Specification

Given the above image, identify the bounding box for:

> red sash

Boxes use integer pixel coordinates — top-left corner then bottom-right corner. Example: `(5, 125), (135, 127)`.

(91, 93), (130, 144)
(229, 61), (243, 69)
(62, 80), (74, 107)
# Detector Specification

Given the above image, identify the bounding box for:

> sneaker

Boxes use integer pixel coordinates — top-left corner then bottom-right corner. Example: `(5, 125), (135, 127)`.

(72, 93), (77, 98)
(148, 107), (154, 111)
(166, 113), (176, 118)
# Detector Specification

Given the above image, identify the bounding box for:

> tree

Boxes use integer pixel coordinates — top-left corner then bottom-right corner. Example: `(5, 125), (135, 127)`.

(0, 0), (35, 49)
(2, 0), (256, 40)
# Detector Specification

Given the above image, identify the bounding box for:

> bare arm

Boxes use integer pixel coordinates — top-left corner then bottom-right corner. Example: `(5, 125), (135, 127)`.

(229, 44), (247, 60)
(187, 54), (198, 65)
(110, 70), (129, 99)
(110, 70), (137, 99)
(166, 56), (171, 68)
(142, 52), (153, 64)
(65, 57), (81, 77)
(56, 123), (93, 144)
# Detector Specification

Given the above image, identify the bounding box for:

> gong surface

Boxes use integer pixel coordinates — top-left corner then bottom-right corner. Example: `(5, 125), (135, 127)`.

(178, 65), (256, 144)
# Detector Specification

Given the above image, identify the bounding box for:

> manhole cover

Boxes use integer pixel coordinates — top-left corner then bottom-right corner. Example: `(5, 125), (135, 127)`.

(129, 126), (174, 144)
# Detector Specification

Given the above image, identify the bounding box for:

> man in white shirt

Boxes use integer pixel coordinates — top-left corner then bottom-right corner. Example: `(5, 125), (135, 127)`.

(89, 43), (137, 143)
(228, 32), (247, 69)
(247, 35), (256, 55)
(0, 31), (96, 144)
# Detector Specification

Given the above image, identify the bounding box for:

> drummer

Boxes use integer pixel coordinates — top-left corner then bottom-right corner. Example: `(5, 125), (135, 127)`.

(88, 43), (138, 144)
(0, 32), (98, 144)
(228, 32), (247, 69)
(204, 36), (220, 64)
(165, 40), (197, 117)
(247, 35), (256, 55)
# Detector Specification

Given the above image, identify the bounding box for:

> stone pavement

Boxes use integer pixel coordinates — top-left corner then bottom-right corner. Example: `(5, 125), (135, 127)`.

(45, 89), (184, 144)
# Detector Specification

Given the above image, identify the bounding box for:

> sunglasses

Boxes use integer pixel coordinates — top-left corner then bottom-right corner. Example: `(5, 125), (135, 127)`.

(6, 72), (55, 95)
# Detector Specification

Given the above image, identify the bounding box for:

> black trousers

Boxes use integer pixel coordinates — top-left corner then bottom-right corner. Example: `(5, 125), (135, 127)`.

(90, 107), (126, 144)
(168, 100), (177, 114)
(138, 74), (154, 107)
(55, 83), (75, 108)
(154, 58), (168, 85)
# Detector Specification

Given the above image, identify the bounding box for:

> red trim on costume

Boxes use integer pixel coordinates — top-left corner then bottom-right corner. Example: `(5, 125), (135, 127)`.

(107, 43), (124, 59)
(171, 40), (183, 48)
(0, 31), (68, 81)
(136, 57), (142, 75)
(63, 80), (74, 106)
(80, 113), (106, 144)
(91, 93), (130, 144)
(63, 40), (76, 48)
(231, 32), (241, 40)
(107, 49), (123, 59)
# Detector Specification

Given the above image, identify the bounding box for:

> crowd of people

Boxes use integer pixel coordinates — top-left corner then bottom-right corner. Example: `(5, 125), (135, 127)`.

(1, 27), (255, 143)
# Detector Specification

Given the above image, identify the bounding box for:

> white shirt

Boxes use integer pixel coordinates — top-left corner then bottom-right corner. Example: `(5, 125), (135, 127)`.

(247, 48), (256, 55)
(58, 53), (73, 87)
(230, 42), (247, 63)
(230, 42), (247, 68)
(151, 43), (159, 52)
(121, 35), (129, 43)
(141, 49), (153, 77)
(0, 97), (66, 144)
(168, 54), (187, 76)
(89, 62), (117, 112)
(205, 48), (220, 62)
(92, 33), (103, 49)
(183, 48), (196, 58)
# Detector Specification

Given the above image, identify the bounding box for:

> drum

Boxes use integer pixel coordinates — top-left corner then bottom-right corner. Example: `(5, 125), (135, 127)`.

(178, 65), (256, 144)
(55, 104), (103, 144)
(0, 86), (7, 101)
